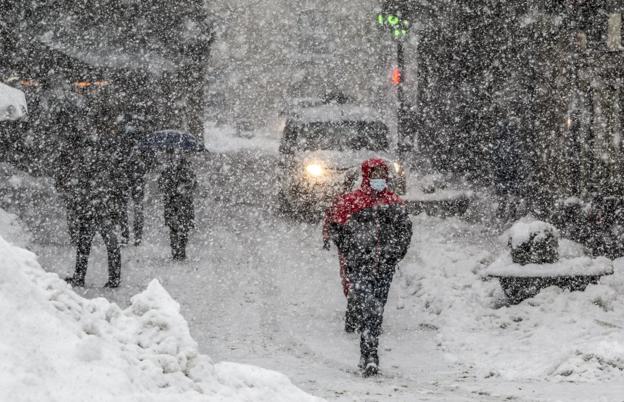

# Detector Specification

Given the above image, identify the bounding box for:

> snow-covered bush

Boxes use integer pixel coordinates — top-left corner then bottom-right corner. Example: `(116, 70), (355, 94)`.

(507, 219), (559, 265)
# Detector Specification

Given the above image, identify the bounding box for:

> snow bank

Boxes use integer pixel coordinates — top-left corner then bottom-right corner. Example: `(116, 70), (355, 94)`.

(399, 215), (624, 382)
(203, 122), (279, 154)
(404, 173), (473, 202)
(0, 235), (322, 401)
(0, 208), (31, 247)
(0, 82), (27, 121)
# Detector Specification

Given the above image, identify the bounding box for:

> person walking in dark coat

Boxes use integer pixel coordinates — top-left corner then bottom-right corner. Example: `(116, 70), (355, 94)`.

(64, 137), (123, 288)
(325, 158), (412, 377)
(158, 154), (197, 260)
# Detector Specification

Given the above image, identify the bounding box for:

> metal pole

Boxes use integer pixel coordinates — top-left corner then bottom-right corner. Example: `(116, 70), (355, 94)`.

(396, 40), (409, 160)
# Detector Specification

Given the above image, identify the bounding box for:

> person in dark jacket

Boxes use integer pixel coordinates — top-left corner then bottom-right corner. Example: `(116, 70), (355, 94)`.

(52, 100), (86, 245)
(114, 113), (149, 246)
(158, 153), (197, 260)
(324, 158), (412, 377)
(64, 135), (123, 288)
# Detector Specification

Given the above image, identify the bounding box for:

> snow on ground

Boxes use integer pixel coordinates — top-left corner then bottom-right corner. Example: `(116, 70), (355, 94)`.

(0, 209), (321, 401)
(399, 214), (624, 394)
(3, 152), (624, 400)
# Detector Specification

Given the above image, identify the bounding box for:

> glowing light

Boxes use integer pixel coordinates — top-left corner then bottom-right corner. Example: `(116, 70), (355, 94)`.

(375, 12), (411, 40)
(19, 79), (40, 88)
(391, 66), (401, 85)
(393, 162), (401, 173)
(305, 163), (324, 177)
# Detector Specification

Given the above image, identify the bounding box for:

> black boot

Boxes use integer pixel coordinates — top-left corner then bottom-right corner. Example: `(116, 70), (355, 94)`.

(65, 276), (85, 287)
(104, 279), (120, 288)
(362, 352), (379, 377)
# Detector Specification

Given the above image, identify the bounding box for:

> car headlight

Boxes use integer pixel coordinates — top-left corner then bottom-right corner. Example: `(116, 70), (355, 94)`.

(305, 163), (324, 177)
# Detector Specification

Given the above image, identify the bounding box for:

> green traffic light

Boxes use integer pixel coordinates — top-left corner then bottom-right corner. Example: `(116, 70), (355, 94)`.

(375, 12), (411, 39)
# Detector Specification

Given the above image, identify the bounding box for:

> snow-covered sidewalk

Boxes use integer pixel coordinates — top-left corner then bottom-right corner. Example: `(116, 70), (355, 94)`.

(399, 214), (624, 400)
(3, 155), (624, 401)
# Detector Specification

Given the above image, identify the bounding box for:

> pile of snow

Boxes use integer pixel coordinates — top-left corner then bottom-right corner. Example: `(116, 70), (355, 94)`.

(0, 83), (28, 121)
(404, 173), (473, 203)
(0, 234), (322, 401)
(506, 219), (559, 249)
(399, 215), (624, 382)
(0, 208), (31, 248)
(203, 122), (279, 154)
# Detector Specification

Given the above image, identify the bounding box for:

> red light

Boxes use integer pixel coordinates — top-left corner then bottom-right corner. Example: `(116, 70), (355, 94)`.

(391, 66), (401, 85)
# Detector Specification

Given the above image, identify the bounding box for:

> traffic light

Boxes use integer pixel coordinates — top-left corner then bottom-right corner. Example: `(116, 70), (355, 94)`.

(391, 66), (401, 85)
(376, 0), (412, 40)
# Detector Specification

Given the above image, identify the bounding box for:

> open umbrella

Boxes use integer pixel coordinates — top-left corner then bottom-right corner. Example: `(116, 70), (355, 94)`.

(139, 130), (205, 152)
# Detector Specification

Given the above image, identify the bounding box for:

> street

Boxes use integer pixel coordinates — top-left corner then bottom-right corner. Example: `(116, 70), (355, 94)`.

(3, 152), (623, 402)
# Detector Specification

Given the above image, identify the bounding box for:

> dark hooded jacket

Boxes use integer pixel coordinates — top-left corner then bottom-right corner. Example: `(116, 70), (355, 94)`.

(326, 159), (412, 277)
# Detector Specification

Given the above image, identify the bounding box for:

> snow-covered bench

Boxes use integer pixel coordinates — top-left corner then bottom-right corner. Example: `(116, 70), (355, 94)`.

(483, 219), (614, 304)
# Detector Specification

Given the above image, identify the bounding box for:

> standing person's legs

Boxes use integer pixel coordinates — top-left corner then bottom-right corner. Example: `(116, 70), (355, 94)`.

(169, 225), (181, 260)
(100, 218), (121, 287)
(131, 184), (144, 245)
(66, 218), (97, 286)
(118, 194), (130, 245)
(64, 197), (79, 245)
(177, 228), (189, 260)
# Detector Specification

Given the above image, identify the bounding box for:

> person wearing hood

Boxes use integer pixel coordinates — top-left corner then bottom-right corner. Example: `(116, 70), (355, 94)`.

(324, 158), (412, 377)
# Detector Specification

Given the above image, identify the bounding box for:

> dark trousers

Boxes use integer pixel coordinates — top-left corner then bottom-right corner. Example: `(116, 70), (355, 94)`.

(119, 186), (145, 245)
(73, 217), (121, 284)
(349, 269), (395, 364)
(169, 225), (189, 260)
(62, 196), (80, 245)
